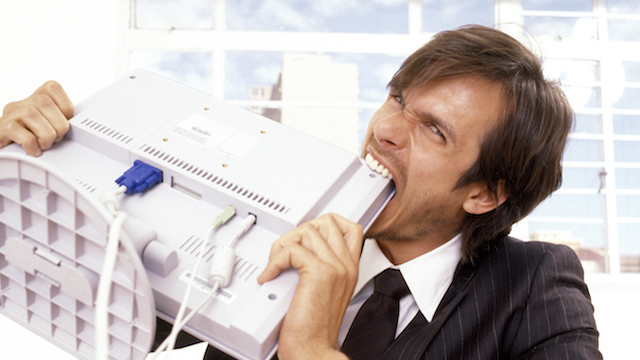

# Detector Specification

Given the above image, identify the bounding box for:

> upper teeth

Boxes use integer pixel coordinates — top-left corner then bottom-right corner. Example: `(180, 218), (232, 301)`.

(365, 153), (393, 180)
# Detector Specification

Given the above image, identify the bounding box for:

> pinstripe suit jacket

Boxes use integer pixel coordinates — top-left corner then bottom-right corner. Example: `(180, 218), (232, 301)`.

(382, 236), (602, 360)
(201, 236), (601, 360)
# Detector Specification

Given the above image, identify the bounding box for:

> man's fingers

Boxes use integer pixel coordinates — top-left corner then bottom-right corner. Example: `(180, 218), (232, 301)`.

(259, 225), (340, 283)
(0, 119), (43, 156)
(3, 106), (59, 155)
(29, 93), (71, 147)
(257, 243), (314, 284)
(258, 214), (363, 286)
(33, 81), (74, 120)
(269, 218), (353, 269)
(1, 80), (73, 156)
(318, 214), (363, 263)
(312, 213), (363, 264)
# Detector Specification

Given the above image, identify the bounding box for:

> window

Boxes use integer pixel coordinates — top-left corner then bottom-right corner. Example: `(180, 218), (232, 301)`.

(120, 0), (640, 274)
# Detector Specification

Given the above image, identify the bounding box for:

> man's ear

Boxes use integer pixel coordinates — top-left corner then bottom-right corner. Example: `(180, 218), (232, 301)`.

(462, 179), (508, 215)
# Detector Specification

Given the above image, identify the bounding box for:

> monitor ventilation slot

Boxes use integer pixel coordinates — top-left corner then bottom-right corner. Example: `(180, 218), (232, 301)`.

(71, 177), (97, 194)
(79, 118), (133, 144)
(140, 144), (289, 213)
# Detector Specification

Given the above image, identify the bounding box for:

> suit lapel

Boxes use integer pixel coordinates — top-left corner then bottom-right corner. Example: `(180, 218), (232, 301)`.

(382, 259), (477, 360)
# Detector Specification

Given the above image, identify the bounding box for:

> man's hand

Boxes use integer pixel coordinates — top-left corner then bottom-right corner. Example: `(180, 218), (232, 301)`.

(1, 81), (74, 156)
(257, 213), (363, 360)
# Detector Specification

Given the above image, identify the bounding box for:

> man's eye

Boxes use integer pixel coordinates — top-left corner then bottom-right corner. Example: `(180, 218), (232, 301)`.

(392, 94), (402, 104)
(429, 125), (445, 140)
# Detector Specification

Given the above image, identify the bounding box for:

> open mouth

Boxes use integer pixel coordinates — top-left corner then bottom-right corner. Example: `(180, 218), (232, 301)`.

(365, 152), (393, 180)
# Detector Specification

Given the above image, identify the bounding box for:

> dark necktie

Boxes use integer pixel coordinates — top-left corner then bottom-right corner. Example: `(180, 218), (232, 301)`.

(341, 268), (410, 360)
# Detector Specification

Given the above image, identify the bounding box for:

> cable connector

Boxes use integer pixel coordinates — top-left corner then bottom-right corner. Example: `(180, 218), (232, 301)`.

(212, 205), (237, 229)
(209, 213), (256, 287)
(115, 160), (162, 194)
(230, 214), (257, 246)
(208, 246), (236, 287)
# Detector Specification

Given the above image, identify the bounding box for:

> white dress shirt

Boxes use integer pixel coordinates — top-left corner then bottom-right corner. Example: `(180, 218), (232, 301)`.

(338, 235), (462, 345)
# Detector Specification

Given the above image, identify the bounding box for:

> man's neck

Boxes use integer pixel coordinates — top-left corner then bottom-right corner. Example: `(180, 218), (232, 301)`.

(376, 230), (460, 265)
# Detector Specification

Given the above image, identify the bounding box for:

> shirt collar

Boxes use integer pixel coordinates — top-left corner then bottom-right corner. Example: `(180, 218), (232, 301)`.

(354, 235), (462, 322)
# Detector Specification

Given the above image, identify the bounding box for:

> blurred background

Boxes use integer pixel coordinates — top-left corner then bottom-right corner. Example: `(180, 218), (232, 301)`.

(1, 0), (639, 358)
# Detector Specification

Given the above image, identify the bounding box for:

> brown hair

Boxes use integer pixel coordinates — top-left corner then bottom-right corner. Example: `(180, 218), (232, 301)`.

(388, 25), (574, 260)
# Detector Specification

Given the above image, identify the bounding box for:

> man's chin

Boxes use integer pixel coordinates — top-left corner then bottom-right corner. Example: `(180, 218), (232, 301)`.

(365, 209), (395, 239)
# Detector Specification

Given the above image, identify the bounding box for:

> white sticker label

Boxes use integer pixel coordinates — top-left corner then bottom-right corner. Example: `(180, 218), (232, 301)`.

(217, 131), (261, 161)
(179, 270), (236, 304)
(172, 112), (260, 160)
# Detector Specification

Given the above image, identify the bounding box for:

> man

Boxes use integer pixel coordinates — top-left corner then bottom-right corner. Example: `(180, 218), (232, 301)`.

(1, 25), (600, 359)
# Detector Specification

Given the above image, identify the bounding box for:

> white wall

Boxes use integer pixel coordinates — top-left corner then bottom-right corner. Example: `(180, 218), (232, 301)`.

(0, 0), (120, 107)
(1, 2), (639, 359)
(0, 1), (123, 358)
(587, 275), (640, 360)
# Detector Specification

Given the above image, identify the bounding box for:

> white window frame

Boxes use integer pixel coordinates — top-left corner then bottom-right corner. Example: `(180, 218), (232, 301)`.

(117, 0), (640, 275)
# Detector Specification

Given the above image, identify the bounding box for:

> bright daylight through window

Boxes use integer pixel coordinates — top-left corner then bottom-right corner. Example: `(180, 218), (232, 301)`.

(125, 0), (640, 274)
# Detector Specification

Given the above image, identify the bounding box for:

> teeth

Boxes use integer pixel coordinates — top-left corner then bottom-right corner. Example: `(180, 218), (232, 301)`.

(365, 153), (393, 180)
(365, 153), (374, 165)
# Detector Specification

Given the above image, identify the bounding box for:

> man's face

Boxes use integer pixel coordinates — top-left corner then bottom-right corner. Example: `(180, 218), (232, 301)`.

(361, 76), (505, 253)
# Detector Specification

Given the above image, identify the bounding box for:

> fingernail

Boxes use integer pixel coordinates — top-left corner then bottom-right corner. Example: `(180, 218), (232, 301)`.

(34, 148), (42, 157)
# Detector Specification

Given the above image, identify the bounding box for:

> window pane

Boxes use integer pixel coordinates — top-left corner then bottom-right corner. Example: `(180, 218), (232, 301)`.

(608, 19), (640, 42)
(561, 168), (603, 190)
(545, 59), (599, 109)
(560, 86), (600, 109)
(524, 16), (597, 41)
(522, 0), (592, 12)
(226, 51), (403, 154)
(528, 222), (605, 273)
(226, 51), (403, 102)
(422, 0), (494, 33)
(135, 0), (214, 29)
(618, 195), (640, 217)
(607, 0), (640, 14)
(529, 223), (604, 248)
(618, 223), (640, 273)
(359, 108), (377, 153)
(614, 140), (640, 162)
(616, 168), (640, 189)
(613, 114), (640, 135)
(612, 87), (640, 109)
(129, 51), (212, 93)
(564, 139), (603, 162)
(574, 113), (602, 134)
(532, 194), (604, 218)
(616, 168), (640, 190)
(226, 0), (408, 33)
(622, 61), (640, 82)
(330, 53), (405, 102)
(225, 51), (282, 100)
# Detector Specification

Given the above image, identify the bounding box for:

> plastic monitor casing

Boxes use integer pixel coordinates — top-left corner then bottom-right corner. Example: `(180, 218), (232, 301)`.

(0, 69), (394, 360)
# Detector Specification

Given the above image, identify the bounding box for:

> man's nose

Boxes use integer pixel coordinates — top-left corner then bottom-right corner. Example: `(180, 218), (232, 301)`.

(373, 110), (412, 150)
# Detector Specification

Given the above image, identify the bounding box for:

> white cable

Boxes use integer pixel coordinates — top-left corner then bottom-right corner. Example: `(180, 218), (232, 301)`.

(227, 214), (257, 248)
(149, 212), (256, 359)
(171, 280), (220, 335)
(95, 185), (128, 360)
(149, 280), (221, 360)
(207, 214), (256, 287)
(148, 207), (238, 360)
(95, 210), (127, 360)
(100, 185), (127, 215)
(149, 225), (221, 359)
(164, 224), (217, 354)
